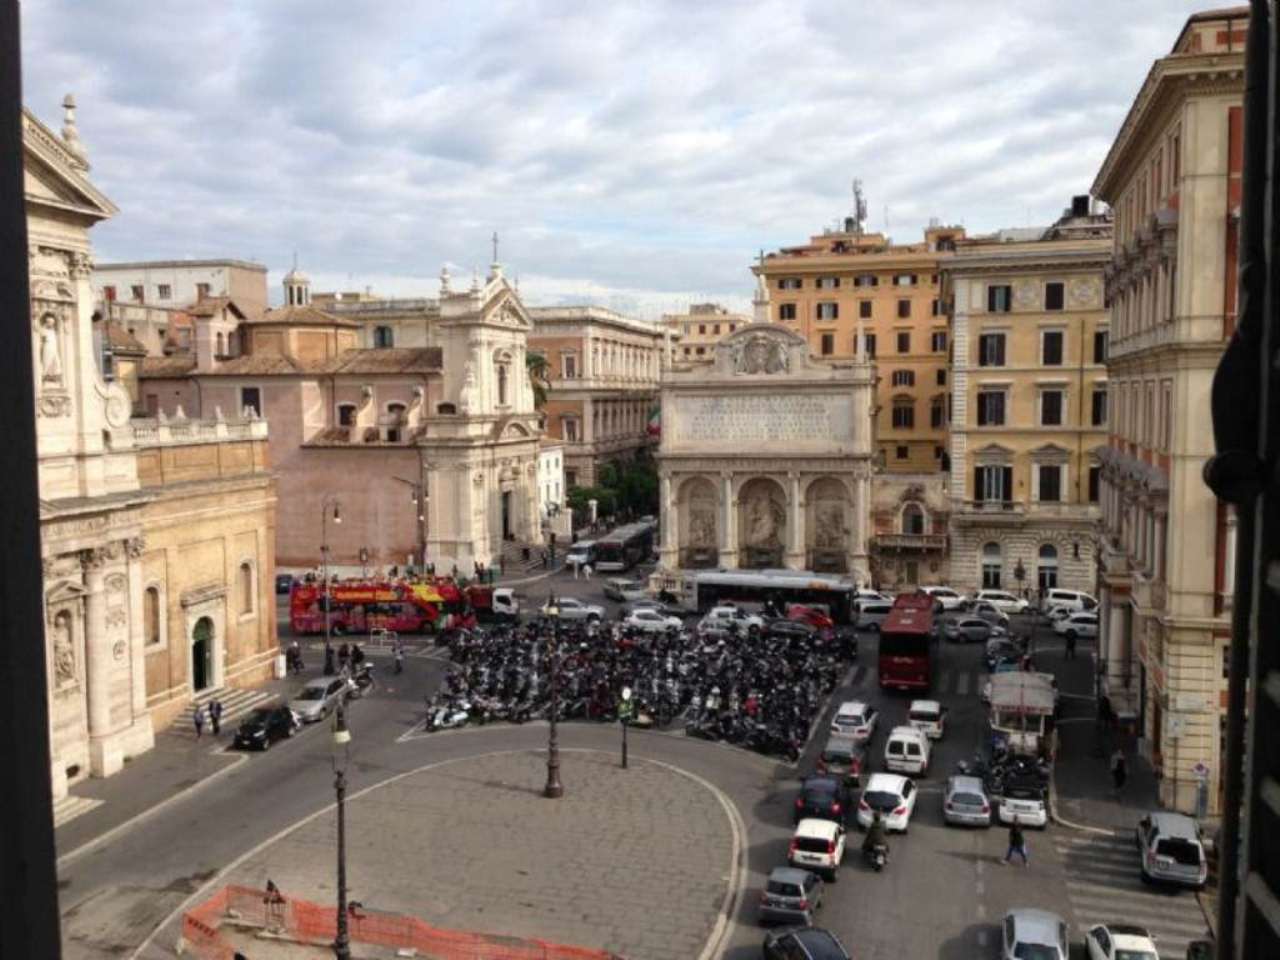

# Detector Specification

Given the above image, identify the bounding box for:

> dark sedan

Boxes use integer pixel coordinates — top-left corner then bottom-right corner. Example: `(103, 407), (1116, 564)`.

(234, 704), (300, 750)
(793, 776), (851, 825)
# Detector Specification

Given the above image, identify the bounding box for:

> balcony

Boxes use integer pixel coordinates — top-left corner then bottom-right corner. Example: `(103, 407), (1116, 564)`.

(1130, 572), (1168, 615)
(871, 533), (948, 552)
(131, 415), (268, 448)
(951, 500), (1027, 525)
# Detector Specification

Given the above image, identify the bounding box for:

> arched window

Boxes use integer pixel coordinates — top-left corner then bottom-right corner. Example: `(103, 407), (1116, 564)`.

(239, 561), (255, 616)
(981, 542), (1003, 590)
(1037, 543), (1059, 592)
(144, 586), (162, 646)
(374, 325), (394, 348)
(497, 363), (508, 406)
(901, 503), (926, 535)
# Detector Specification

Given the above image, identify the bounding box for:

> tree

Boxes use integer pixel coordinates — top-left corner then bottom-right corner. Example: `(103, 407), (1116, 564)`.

(526, 351), (550, 409)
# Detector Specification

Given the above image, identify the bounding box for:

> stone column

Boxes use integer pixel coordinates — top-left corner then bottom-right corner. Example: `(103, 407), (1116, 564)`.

(852, 472), (872, 585)
(718, 472), (737, 568)
(660, 472), (678, 568)
(81, 548), (123, 777)
(785, 472), (804, 570)
(126, 536), (147, 720)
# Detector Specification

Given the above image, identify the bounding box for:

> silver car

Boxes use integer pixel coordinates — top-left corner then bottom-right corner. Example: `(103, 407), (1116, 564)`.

(540, 597), (604, 621)
(943, 774), (992, 827)
(758, 866), (824, 926)
(945, 616), (993, 643)
(1002, 909), (1068, 960)
(288, 676), (351, 723)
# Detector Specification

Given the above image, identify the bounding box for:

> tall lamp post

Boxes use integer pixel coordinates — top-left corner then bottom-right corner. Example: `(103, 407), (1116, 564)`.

(392, 475), (427, 572)
(619, 686), (632, 769)
(321, 496), (342, 664)
(331, 703), (352, 960)
(544, 593), (563, 799)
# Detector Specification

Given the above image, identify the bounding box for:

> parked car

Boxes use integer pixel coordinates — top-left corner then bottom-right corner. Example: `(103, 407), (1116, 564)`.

(970, 600), (1011, 628)
(829, 700), (879, 742)
(762, 927), (851, 960)
(699, 605), (764, 633)
(856, 772), (918, 832)
(788, 818), (846, 881)
(853, 589), (891, 611)
(275, 573), (294, 595)
(1084, 923), (1160, 960)
(946, 617), (994, 644)
(758, 867), (824, 927)
(765, 618), (818, 644)
(622, 609), (683, 633)
(288, 676), (351, 723)
(1001, 909), (1069, 960)
(621, 597), (681, 619)
(998, 779), (1049, 828)
(1042, 588), (1097, 614)
(233, 704), (301, 750)
(1136, 811), (1208, 888)
(920, 585), (966, 611)
(943, 774), (992, 827)
(794, 776), (852, 825)
(971, 589), (1031, 614)
(1054, 611), (1099, 641)
(884, 725), (930, 776)
(540, 596), (604, 621)
(907, 699), (946, 740)
(603, 577), (648, 603)
(815, 735), (866, 787)
(985, 637), (1024, 669)
(854, 600), (893, 631)
(1046, 605), (1073, 623)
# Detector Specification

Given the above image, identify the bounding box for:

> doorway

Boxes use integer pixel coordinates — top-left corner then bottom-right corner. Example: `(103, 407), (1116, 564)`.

(192, 616), (213, 692)
(501, 491), (512, 540)
(905, 560), (920, 585)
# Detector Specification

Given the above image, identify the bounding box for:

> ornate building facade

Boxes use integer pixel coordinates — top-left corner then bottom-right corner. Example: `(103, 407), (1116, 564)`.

(27, 100), (277, 799)
(655, 324), (875, 585)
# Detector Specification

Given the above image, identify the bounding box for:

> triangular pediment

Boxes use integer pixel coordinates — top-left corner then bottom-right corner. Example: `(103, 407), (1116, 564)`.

(482, 285), (532, 330)
(22, 109), (117, 223)
(45, 579), (89, 605)
(973, 442), (1015, 458)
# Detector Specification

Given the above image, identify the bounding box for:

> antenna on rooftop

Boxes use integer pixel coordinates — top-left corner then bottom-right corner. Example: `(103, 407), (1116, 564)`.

(851, 179), (867, 238)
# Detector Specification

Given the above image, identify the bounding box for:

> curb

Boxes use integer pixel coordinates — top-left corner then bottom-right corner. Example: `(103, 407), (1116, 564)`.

(1047, 768), (1126, 837)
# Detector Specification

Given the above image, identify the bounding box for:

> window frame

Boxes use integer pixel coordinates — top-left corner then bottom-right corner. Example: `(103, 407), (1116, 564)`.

(143, 581), (166, 649)
(896, 330), (911, 353)
(1039, 388), (1065, 426)
(976, 389), (1007, 426)
(978, 332), (1007, 367)
(778, 303), (797, 321)
(1044, 281), (1065, 311)
(240, 386), (263, 418)
(987, 284), (1012, 313)
(1041, 329), (1065, 366)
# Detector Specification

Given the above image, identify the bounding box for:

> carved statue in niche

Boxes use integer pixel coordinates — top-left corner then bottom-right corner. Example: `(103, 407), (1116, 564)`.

(813, 501), (847, 550)
(688, 506), (717, 547)
(51, 609), (75, 685)
(39, 314), (62, 383)
(744, 491), (785, 548)
(458, 361), (479, 414)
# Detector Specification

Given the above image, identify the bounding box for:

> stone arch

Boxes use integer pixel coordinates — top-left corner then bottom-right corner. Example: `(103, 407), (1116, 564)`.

(805, 476), (850, 573)
(981, 541), (1003, 590)
(737, 476), (787, 568)
(899, 501), (928, 535)
(1037, 542), (1059, 593)
(677, 476), (719, 568)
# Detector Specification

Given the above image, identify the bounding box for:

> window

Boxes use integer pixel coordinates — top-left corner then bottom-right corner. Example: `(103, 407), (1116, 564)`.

(695, 346), (706, 355)
(975, 466), (1013, 502)
(239, 561), (255, 616)
(1091, 388), (1108, 427)
(820, 333), (834, 356)
(563, 417), (579, 442)
(1041, 330), (1064, 366)
(196, 282), (211, 300)
(103, 285), (117, 301)
(385, 402), (406, 442)
(1161, 383), (1172, 449)
(497, 363), (508, 405)
(778, 277), (802, 290)
(892, 398), (914, 429)
(895, 445), (909, 460)
(897, 299), (911, 319)
(240, 387), (261, 417)
(816, 302), (839, 321)
(373, 325), (394, 348)
(859, 300), (872, 319)
(565, 469), (578, 487)
(1040, 389), (1064, 426)
(1088, 464), (1101, 503)
(931, 330), (947, 352)
(778, 303), (797, 321)
(728, 324), (736, 332)
(1037, 543), (1059, 591)
(337, 403), (356, 426)
(981, 542), (1003, 589)
(978, 332), (1006, 366)
(902, 504), (925, 534)
(976, 390), (1006, 426)
(893, 273), (918, 287)
(931, 299), (941, 316)
(854, 274), (878, 287)
(896, 331), (911, 353)
(891, 370), (915, 387)
(563, 353), (577, 378)
(1038, 464), (1062, 502)
(698, 324), (707, 335)
(1093, 330), (1109, 364)
(130, 284), (144, 301)
(987, 284), (1012, 313)
(157, 283), (172, 300)
(144, 586), (162, 646)
(816, 275), (840, 289)
(936, 369), (947, 386)
(713, 324), (720, 334)
(935, 444), (946, 460)
(1045, 282), (1065, 311)
(215, 332), (225, 357)
(930, 395), (946, 428)
(863, 333), (877, 357)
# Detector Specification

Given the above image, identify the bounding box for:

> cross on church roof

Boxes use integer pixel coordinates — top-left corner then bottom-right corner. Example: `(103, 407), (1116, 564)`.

(492, 231), (499, 265)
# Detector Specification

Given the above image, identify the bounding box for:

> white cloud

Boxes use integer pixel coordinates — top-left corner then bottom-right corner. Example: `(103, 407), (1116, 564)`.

(22, 0), (1212, 316)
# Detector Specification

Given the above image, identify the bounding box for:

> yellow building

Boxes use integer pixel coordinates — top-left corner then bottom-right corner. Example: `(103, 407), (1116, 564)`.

(1091, 6), (1246, 815)
(943, 200), (1113, 596)
(662, 303), (750, 363)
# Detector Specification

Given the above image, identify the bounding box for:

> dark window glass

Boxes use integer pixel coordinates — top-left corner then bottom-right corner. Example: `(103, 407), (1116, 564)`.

(1039, 465), (1062, 502)
(1045, 282), (1065, 311)
(1093, 330), (1109, 363)
(1042, 330), (1064, 365)
(897, 299), (911, 319)
(820, 333), (834, 355)
(987, 285), (1012, 312)
(1091, 389), (1107, 426)
(978, 333), (1006, 366)
(897, 331), (911, 353)
(1041, 390), (1063, 426)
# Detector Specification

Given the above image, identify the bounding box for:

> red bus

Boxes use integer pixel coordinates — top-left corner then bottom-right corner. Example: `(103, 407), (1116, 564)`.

(878, 593), (935, 692)
(289, 579), (468, 635)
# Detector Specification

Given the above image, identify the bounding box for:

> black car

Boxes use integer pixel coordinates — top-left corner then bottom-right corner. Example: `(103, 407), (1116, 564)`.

(985, 639), (1023, 670)
(793, 776), (851, 825)
(275, 573), (294, 595)
(234, 704), (300, 750)
(764, 619), (817, 642)
(762, 927), (851, 960)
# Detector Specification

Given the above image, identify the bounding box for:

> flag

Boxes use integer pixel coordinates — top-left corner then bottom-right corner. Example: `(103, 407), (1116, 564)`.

(646, 404), (660, 437)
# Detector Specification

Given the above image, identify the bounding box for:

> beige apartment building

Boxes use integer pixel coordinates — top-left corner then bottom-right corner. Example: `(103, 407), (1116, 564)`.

(1091, 6), (1245, 815)
(528, 306), (667, 488)
(943, 200), (1113, 596)
(662, 303), (750, 362)
(93, 257), (269, 320)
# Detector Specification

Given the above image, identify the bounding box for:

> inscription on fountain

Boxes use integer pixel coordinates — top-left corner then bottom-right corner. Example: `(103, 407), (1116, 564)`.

(673, 395), (838, 444)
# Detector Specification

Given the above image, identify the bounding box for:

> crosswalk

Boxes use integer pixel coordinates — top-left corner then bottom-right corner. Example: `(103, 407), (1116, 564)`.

(931, 668), (980, 696)
(1053, 831), (1211, 958)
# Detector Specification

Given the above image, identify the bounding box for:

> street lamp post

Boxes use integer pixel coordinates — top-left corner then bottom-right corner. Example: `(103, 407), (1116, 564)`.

(544, 593), (563, 799)
(392, 475), (427, 572)
(331, 703), (352, 960)
(619, 686), (632, 769)
(321, 496), (342, 666)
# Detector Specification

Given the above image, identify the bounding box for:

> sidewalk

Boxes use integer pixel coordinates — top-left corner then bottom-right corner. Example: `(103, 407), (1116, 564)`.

(1052, 711), (1160, 834)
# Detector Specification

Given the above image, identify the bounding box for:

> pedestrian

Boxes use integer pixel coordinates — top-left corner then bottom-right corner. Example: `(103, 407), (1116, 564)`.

(451, 563), (458, 580)
(338, 642), (350, 671)
(209, 697), (223, 736)
(499, 555), (506, 577)
(1002, 818), (1029, 866)
(1065, 632), (1077, 660)
(1111, 748), (1128, 796)
(582, 562), (593, 581)
(193, 702), (205, 739)
(394, 645), (404, 674)
(542, 550), (549, 569)
(323, 644), (336, 675)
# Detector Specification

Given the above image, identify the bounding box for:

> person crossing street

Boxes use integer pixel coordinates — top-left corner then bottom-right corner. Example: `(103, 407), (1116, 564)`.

(1002, 818), (1029, 866)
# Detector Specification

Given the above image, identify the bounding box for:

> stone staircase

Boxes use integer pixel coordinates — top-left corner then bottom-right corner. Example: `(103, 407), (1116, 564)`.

(53, 793), (103, 829)
(497, 540), (544, 576)
(170, 685), (276, 738)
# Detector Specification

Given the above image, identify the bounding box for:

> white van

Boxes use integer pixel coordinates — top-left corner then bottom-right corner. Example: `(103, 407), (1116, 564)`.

(565, 540), (596, 568)
(1042, 588), (1097, 614)
(884, 725), (930, 775)
(856, 600), (893, 632)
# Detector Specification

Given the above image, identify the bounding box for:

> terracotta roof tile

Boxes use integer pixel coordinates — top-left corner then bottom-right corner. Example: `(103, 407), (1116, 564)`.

(185, 296), (247, 319)
(247, 304), (359, 328)
(104, 321), (147, 355)
(140, 355), (197, 377)
(322, 348), (442, 374)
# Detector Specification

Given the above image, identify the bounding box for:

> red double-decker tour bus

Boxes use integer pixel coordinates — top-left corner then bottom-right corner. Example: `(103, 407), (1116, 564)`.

(878, 592), (935, 692)
(289, 579), (467, 635)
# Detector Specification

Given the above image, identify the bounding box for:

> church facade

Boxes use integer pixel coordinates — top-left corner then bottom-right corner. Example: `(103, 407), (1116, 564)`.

(655, 323), (876, 590)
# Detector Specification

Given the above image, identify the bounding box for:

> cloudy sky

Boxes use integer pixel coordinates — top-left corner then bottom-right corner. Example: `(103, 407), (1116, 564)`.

(23, 1), (1210, 316)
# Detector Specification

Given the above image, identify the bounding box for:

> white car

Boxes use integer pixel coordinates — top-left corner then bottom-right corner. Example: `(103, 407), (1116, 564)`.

(787, 818), (846, 881)
(540, 596), (604, 621)
(1054, 611), (1099, 640)
(884, 725), (930, 775)
(920, 586), (966, 611)
(907, 699), (946, 740)
(856, 772), (918, 833)
(1084, 923), (1159, 960)
(622, 609), (682, 633)
(997, 782), (1048, 828)
(1002, 909), (1069, 960)
(829, 700), (879, 742)
(699, 605), (764, 632)
(971, 589), (1030, 614)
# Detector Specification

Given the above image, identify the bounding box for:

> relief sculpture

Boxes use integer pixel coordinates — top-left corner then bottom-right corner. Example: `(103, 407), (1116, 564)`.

(51, 609), (75, 685)
(39, 314), (63, 383)
(744, 492), (785, 548)
(688, 505), (717, 547)
(732, 333), (791, 375)
(812, 501), (847, 550)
